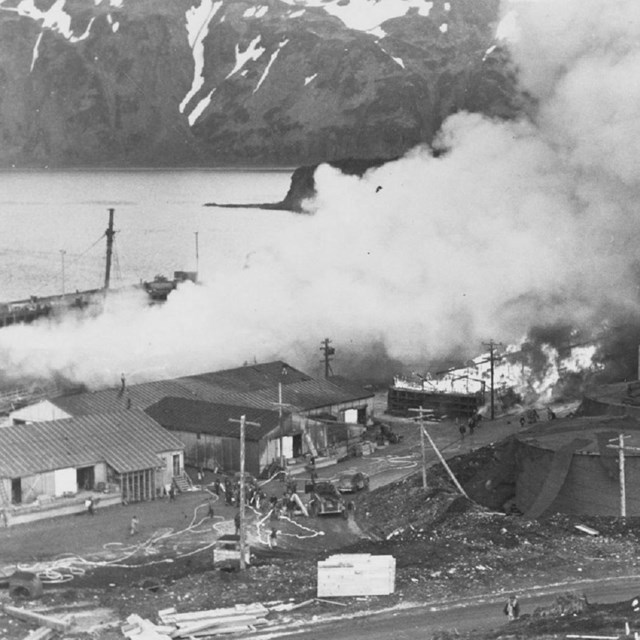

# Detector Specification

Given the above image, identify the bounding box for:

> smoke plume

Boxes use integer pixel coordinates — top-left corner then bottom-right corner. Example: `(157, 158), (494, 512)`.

(3, 0), (640, 388)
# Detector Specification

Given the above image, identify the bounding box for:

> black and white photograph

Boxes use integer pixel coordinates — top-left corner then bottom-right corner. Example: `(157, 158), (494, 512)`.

(1, 0), (640, 638)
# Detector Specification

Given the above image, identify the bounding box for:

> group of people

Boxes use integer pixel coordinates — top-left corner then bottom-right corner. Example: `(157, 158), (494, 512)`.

(504, 594), (520, 620)
(211, 476), (267, 510)
(459, 413), (483, 439)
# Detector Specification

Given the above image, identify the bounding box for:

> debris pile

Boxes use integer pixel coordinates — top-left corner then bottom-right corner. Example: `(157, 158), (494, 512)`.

(121, 600), (323, 639)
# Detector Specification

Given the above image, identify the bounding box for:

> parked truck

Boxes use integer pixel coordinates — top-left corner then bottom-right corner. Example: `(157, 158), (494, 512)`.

(307, 481), (348, 518)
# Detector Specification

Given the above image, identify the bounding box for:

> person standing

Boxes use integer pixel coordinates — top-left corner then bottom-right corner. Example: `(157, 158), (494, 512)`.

(504, 595), (520, 620)
(468, 416), (476, 436)
(129, 514), (139, 536)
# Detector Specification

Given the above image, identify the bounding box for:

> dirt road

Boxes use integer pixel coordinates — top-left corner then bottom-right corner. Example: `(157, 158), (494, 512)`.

(265, 575), (640, 640)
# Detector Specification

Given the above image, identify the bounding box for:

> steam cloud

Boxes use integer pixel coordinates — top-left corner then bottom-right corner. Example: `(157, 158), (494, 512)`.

(3, 0), (640, 388)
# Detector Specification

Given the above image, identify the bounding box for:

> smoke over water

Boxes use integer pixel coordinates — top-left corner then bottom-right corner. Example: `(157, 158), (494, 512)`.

(3, 0), (640, 389)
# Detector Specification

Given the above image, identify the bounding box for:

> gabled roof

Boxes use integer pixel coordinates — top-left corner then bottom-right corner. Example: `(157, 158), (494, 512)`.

(51, 379), (199, 416)
(49, 361), (373, 417)
(145, 398), (287, 441)
(0, 410), (184, 478)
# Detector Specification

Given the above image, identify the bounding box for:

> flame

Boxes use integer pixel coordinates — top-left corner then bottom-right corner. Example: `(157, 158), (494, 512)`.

(394, 341), (602, 410)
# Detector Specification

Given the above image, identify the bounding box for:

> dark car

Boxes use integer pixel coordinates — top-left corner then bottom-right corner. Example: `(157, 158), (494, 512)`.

(336, 471), (370, 493)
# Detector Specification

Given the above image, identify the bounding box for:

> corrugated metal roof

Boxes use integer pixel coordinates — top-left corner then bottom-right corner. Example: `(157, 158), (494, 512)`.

(49, 361), (373, 417)
(145, 398), (288, 441)
(51, 380), (200, 416)
(0, 410), (184, 478)
(190, 361), (311, 391)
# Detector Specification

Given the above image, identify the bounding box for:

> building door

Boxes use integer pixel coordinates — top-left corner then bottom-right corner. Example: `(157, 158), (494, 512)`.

(292, 434), (303, 457)
(11, 478), (21, 504)
(77, 466), (95, 491)
(172, 454), (181, 477)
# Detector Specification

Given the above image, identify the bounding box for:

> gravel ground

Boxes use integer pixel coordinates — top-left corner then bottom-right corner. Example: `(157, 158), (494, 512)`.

(2, 397), (636, 640)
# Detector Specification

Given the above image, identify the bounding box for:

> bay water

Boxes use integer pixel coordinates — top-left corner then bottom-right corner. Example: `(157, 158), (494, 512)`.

(0, 169), (296, 301)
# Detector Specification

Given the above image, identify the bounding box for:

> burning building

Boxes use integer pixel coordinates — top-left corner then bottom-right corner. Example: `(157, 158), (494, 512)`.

(387, 374), (483, 419)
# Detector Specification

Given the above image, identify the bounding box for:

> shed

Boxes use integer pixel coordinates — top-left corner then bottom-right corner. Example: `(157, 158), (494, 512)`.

(0, 410), (184, 523)
(145, 398), (294, 476)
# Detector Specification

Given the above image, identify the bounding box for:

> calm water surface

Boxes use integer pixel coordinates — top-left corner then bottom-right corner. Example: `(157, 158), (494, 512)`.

(0, 170), (295, 300)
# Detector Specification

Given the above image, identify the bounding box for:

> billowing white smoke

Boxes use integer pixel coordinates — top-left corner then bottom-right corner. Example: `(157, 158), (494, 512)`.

(2, 0), (640, 388)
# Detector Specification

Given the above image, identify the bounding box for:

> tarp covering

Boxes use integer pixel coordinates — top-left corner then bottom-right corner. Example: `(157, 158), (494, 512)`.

(524, 438), (590, 519)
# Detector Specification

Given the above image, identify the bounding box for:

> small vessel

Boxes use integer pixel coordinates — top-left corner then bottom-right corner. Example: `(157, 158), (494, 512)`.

(0, 208), (197, 327)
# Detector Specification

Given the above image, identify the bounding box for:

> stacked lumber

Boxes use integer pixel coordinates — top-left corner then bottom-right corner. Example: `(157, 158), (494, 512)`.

(121, 614), (173, 640)
(317, 554), (396, 597)
(158, 603), (270, 638)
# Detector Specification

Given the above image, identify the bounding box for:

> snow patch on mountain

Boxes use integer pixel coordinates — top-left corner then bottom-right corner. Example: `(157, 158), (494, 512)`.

(280, 0), (434, 32)
(254, 38), (289, 93)
(377, 43), (405, 68)
(189, 88), (216, 126)
(244, 5), (269, 19)
(368, 26), (387, 39)
(180, 0), (223, 119)
(226, 35), (266, 80)
(0, 0), (95, 70)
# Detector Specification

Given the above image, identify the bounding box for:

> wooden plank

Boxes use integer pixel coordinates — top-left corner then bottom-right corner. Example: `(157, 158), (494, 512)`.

(173, 614), (262, 635)
(167, 604), (268, 623)
(189, 620), (268, 637)
(2, 605), (72, 632)
(23, 628), (54, 640)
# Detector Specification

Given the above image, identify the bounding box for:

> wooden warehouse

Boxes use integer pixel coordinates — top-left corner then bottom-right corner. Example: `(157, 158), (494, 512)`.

(387, 385), (481, 419)
(145, 398), (295, 477)
(10, 361), (374, 429)
(0, 410), (185, 526)
(514, 415), (640, 517)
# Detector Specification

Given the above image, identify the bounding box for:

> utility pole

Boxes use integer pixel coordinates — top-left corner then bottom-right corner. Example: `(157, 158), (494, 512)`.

(60, 250), (66, 294)
(272, 365), (291, 470)
(104, 208), (116, 291)
(607, 434), (640, 518)
(194, 231), (199, 278)
(421, 422), (469, 498)
(320, 338), (335, 379)
(409, 406), (430, 490)
(482, 340), (502, 420)
(229, 414), (260, 570)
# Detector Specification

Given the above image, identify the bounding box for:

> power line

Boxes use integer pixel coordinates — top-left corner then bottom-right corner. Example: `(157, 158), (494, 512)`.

(482, 340), (503, 420)
(320, 338), (335, 379)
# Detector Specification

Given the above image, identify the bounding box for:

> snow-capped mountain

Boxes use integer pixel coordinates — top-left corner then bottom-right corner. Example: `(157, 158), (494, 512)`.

(0, 0), (518, 167)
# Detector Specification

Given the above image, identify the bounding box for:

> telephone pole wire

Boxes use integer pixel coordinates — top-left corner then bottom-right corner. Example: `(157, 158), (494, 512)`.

(482, 340), (503, 420)
(320, 338), (335, 379)
(229, 414), (260, 570)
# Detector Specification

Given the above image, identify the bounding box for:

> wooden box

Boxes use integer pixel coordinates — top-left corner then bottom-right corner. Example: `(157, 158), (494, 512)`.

(317, 554), (395, 597)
